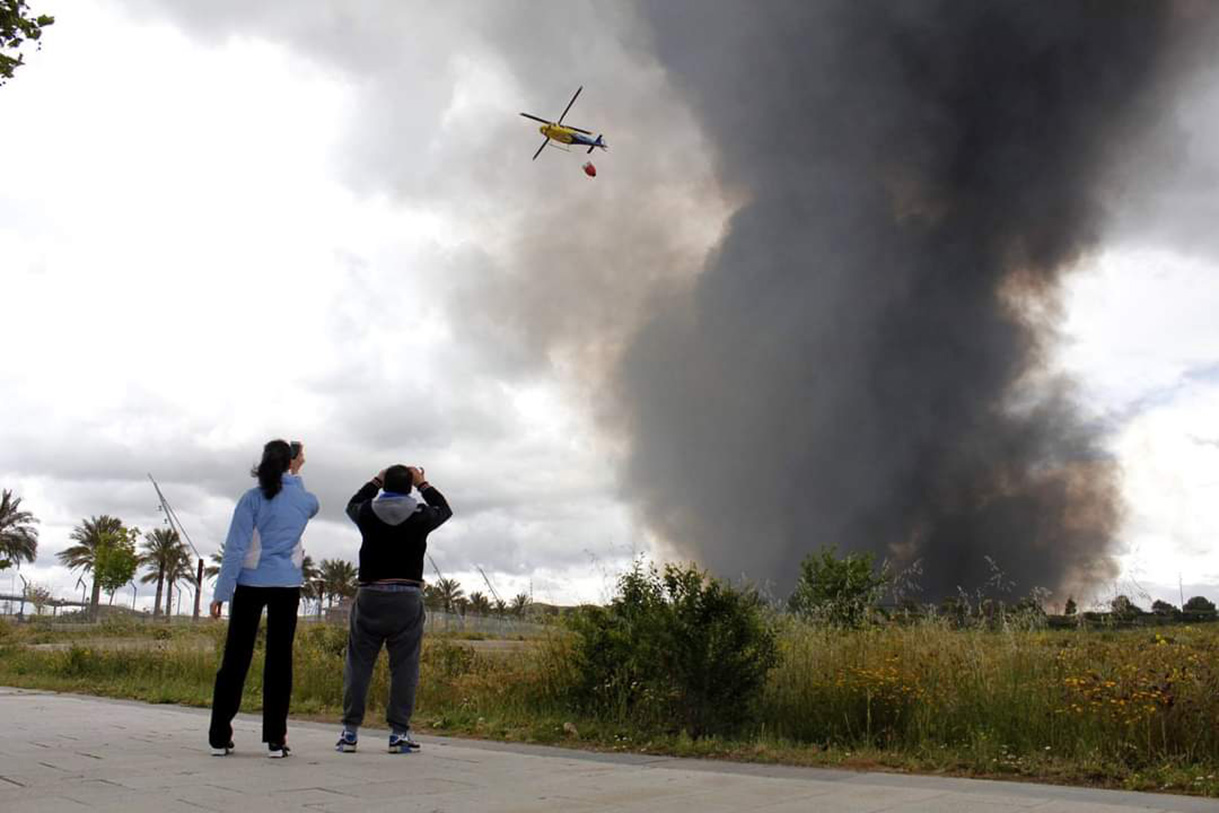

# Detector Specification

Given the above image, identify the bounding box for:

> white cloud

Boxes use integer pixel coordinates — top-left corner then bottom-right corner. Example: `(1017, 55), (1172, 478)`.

(1056, 248), (1219, 605)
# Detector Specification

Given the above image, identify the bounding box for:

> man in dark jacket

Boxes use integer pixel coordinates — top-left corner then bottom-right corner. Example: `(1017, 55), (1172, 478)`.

(335, 464), (452, 754)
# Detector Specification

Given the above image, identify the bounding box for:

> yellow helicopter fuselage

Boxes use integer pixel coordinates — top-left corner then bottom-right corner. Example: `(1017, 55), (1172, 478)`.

(538, 123), (605, 151)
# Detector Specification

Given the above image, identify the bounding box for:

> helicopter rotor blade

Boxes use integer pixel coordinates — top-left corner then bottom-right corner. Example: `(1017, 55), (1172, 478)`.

(520, 113), (552, 125)
(557, 86), (582, 124)
(532, 137), (550, 161)
(565, 125), (593, 135)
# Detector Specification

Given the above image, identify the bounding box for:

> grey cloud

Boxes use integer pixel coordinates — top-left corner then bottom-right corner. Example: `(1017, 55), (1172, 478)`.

(1106, 60), (1219, 259)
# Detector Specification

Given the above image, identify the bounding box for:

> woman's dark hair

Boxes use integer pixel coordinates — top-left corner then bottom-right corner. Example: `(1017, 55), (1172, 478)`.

(251, 439), (293, 499)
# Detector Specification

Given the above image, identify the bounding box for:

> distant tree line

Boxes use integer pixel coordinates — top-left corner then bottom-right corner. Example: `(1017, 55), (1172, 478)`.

(785, 544), (1219, 629)
(6, 483), (1217, 628)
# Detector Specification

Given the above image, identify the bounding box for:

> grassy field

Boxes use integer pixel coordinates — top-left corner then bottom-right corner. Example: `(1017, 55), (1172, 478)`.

(1, 615), (1217, 797)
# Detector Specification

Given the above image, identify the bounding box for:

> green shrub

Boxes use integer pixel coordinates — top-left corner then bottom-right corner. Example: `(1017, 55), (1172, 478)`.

(788, 546), (889, 627)
(567, 561), (778, 737)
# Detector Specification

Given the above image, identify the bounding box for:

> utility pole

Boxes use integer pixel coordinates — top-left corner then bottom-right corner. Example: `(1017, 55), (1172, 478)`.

(476, 565), (503, 605)
(196, 558), (205, 617)
(427, 553), (445, 583)
(149, 474), (205, 622)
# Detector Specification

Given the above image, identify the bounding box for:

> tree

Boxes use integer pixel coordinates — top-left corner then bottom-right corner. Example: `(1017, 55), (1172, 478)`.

(204, 548), (223, 582)
(24, 580), (51, 615)
(434, 578), (464, 614)
(1, 1), (53, 84)
(788, 546), (890, 627)
(319, 559), (357, 608)
(299, 555), (321, 617)
(0, 489), (38, 570)
(423, 583), (444, 611)
(468, 591), (492, 616)
(163, 542), (195, 618)
(1063, 596), (1077, 616)
(1151, 599), (1177, 616)
(58, 515), (125, 620)
(139, 528), (182, 618)
(1110, 594), (1143, 620)
(1184, 596), (1217, 615)
(511, 592), (531, 618)
(94, 530), (138, 606)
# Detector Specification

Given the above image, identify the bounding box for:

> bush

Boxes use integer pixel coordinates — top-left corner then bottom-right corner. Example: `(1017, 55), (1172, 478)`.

(1184, 596), (1216, 617)
(788, 546), (889, 627)
(566, 560), (778, 737)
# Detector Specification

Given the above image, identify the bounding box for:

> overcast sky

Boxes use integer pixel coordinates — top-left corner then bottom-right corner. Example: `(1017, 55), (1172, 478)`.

(1, 0), (1216, 612)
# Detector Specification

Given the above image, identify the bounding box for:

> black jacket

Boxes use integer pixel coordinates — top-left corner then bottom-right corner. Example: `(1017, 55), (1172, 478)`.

(345, 481), (452, 583)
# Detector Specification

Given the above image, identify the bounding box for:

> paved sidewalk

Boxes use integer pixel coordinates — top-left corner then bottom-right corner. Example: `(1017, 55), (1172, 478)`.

(0, 688), (1213, 812)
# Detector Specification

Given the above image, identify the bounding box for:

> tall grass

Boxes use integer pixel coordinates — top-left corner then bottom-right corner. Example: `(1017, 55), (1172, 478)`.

(763, 619), (1219, 768)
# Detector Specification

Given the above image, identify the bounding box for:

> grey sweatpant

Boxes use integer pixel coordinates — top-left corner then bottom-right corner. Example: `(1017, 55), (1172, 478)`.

(341, 585), (425, 735)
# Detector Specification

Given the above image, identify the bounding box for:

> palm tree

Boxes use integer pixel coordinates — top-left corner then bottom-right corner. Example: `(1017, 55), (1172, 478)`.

(204, 547), (223, 581)
(138, 528), (181, 618)
(202, 548), (318, 615)
(299, 555), (322, 617)
(468, 591), (492, 616)
(434, 578), (464, 614)
(319, 559), (358, 610)
(0, 490), (39, 570)
(163, 543), (194, 618)
(511, 592), (531, 618)
(58, 515), (123, 620)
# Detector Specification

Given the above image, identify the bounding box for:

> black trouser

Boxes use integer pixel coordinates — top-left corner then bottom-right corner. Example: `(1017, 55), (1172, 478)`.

(208, 585), (300, 747)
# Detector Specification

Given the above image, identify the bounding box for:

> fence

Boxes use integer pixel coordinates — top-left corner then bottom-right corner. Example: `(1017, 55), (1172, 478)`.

(320, 598), (549, 638)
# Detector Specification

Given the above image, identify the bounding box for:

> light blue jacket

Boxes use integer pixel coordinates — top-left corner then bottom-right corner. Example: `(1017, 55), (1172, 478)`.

(212, 474), (319, 603)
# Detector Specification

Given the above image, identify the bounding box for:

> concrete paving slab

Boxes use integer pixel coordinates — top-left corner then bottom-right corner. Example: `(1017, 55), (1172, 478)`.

(0, 688), (1213, 813)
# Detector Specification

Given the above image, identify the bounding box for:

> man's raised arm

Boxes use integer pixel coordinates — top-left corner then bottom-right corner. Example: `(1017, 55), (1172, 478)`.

(346, 472), (383, 524)
(413, 469), (452, 531)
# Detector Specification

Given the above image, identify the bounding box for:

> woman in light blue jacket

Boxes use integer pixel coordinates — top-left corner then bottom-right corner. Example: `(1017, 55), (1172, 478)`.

(208, 439), (319, 758)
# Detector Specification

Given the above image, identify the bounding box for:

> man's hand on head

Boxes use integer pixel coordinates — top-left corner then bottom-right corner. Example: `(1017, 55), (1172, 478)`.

(373, 469), (387, 486)
(409, 466), (426, 487)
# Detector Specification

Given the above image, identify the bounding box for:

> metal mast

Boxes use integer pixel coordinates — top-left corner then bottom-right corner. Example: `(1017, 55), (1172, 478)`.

(148, 474), (205, 621)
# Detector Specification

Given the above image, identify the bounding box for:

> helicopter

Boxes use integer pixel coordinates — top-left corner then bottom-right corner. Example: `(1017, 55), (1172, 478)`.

(520, 86), (607, 162)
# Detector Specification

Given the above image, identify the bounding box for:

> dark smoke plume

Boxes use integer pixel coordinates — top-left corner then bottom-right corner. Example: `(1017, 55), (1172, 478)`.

(622, 0), (1215, 600)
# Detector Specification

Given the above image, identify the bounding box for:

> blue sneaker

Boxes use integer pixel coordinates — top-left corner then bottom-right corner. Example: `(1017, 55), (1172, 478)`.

(335, 729), (358, 753)
(388, 731), (420, 753)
